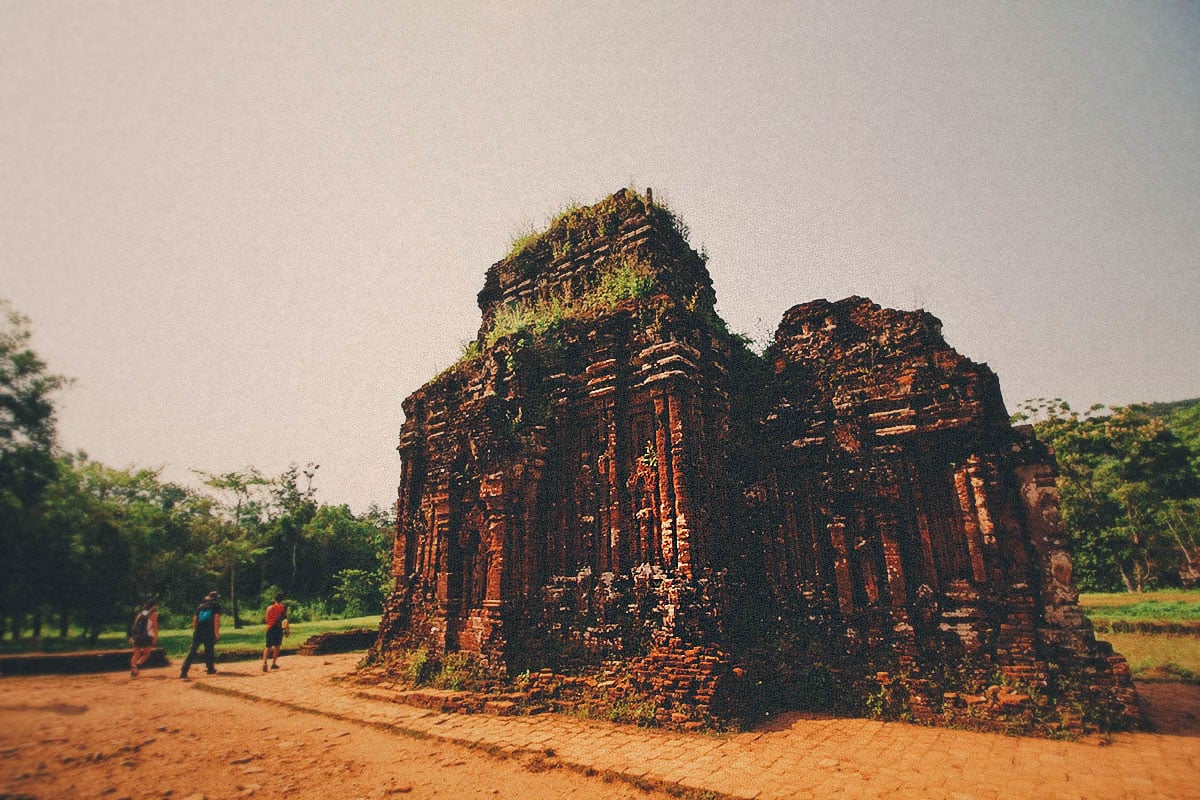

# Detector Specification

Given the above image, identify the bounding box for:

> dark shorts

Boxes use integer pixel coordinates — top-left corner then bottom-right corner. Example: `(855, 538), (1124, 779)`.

(132, 635), (154, 648)
(265, 625), (284, 648)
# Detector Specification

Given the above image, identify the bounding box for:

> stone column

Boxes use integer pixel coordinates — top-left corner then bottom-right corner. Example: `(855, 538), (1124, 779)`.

(954, 465), (989, 583)
(480, 472), (508, 607)
(668, 391), (699, 578)
(601, 397), (625, 572)
(906, 460), (940, 591)
(652, 389), (677, 569)
(875, 510), (908, 607)
(1013, 460), (1094, 653)
(828, 517), (855, 616)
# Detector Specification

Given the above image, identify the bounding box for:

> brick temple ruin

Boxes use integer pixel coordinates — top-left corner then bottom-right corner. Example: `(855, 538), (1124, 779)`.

(373, 189), (1138, 732)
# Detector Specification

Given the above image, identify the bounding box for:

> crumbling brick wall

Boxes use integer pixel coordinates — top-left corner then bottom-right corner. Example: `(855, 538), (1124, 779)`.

(373, 189), (1138, 732)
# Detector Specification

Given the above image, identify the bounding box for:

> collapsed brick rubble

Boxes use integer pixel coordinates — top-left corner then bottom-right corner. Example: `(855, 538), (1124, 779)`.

(372, 189), (1137, 733)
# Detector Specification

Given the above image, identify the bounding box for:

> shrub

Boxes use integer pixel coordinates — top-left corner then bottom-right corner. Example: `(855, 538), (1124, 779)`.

(606, 697), (659, 727)
(404, 646), (437, 685)
(434, 651), (484, 690)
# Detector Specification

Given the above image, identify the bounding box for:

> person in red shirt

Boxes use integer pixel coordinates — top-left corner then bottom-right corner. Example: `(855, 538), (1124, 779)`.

(262, 592), (290, 672)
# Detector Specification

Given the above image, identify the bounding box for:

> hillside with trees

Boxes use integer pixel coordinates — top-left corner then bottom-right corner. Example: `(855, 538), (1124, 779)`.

(1014, 397), (1200, 592)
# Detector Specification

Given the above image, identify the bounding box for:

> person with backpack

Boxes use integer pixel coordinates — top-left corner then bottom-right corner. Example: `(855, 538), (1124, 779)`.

(261, 592), (290, 672)
(180, 591), (222, 680)
(128, 597), (159, 677)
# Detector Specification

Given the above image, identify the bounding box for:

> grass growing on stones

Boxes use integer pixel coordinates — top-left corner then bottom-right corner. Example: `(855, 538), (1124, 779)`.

(394, 646), (491, 691)
(483, 256), (657, 349)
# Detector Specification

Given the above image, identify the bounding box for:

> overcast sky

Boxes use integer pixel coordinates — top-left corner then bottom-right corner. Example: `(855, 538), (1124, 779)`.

(3, 2), (1198, 512)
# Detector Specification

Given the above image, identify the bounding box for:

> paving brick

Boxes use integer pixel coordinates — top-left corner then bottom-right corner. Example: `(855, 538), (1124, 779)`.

(214, 654), (1200, 800)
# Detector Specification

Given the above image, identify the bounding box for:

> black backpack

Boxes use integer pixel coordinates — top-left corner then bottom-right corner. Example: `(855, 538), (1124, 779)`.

(131, 611), (149, 639)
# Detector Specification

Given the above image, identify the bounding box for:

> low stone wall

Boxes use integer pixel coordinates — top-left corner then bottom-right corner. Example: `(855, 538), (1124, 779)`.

(298, 628), (378, 656)
(0, 648), (170, 676)
(211, 647), (298, 663)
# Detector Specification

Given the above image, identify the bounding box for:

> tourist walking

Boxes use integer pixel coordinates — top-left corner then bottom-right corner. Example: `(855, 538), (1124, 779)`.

(180, 591), (222, 680)
(261, 592), (290, 672)
(128, 597), (158, 677)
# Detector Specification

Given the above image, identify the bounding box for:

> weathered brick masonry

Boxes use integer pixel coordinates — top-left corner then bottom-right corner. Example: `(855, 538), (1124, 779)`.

(373, 189), (1137, 731)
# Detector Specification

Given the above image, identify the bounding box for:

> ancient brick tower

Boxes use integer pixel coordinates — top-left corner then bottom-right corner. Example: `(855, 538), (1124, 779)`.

(375, 189), (1137, 731)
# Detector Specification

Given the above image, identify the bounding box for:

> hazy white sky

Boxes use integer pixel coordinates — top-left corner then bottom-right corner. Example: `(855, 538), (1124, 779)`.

(3, 2), (1198, 512)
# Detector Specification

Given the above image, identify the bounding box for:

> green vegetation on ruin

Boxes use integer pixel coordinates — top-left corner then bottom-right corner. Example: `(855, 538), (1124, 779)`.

(504, 186), (690, 266)
(384, 644), (678, 729)
(435, 189), (749, 385)
(485, 256), (656, 348)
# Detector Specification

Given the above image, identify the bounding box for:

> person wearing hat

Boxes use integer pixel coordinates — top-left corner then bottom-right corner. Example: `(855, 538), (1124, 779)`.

(180, 591), (223, 680)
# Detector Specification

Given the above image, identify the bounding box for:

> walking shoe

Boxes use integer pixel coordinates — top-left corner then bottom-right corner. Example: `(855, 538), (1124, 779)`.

(271, 664), (279, 670)
(262, 663), (268, 673)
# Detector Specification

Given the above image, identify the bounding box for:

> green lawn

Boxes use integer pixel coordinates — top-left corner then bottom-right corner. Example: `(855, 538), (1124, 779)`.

(0, 616), (381, 660)
(1079, 589), (1200, 620)
(1081, 590), (1200, 683)
(1100, 632), (1200, 683)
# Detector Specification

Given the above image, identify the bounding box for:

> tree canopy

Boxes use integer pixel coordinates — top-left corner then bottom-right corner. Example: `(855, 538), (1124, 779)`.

(1015, 398), (1200, 591)
(0, 299), (394, 640)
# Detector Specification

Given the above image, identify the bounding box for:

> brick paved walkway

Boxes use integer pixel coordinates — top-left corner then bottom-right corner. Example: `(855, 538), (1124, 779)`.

(195, 653), (1200, 800)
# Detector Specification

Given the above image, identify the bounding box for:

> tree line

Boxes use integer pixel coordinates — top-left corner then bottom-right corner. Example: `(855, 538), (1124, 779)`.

(1015, 398), (1200, 592)
(0, 299), (393, 641)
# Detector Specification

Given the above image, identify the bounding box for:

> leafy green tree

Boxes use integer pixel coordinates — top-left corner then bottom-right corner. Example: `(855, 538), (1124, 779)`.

(1017, 399), (1200, 591)
(332, 568), (382, 617)
(302, 503), (391, 613)
(333, 502), (396, 616)
(38, 455), (144, 640)
(0, 299), (70, 638)
(262, 463), (319, 597)
(197, 468), (272, 627)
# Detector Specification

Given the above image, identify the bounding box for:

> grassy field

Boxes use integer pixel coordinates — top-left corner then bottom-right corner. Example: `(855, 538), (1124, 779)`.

(1081, 590), (1200, 683)
(0, 616), (381, 660)
(1100, 632), (1200, 682)
(1079, 590), (1200, 618)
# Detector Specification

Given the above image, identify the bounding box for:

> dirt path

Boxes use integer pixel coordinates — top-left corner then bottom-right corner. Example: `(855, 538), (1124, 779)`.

(3, 654), (1200, 800)
(0, 663), (671, 800)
